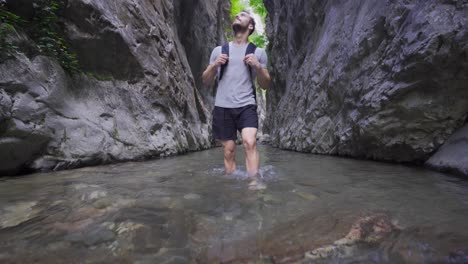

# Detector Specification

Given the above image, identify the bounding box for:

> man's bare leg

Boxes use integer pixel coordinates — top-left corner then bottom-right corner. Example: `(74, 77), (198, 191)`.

(241, 128), (259, 177)
(221, 140), (236, 174)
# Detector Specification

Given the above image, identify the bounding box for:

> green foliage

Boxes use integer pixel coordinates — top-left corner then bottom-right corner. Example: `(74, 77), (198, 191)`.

(0, 4), (24, 59)
(249, 0), (267, 19)
(230, 0), (246, 20)
(30, 0), (80, 73)
(249, 32), (267, 48)
(0, 1), (80, 73)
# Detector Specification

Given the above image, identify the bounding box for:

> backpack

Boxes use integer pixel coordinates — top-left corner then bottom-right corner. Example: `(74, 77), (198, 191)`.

(218, 42), (258, 102)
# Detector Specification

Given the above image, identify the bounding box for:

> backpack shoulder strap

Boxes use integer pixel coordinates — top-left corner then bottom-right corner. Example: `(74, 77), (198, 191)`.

(245, 42), (257, 55)
(245, 42), (258, 102)
(219, 42), (229, 80)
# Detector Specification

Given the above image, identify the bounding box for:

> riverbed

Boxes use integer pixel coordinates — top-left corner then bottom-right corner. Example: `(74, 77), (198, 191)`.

(0, 146), (467, 263)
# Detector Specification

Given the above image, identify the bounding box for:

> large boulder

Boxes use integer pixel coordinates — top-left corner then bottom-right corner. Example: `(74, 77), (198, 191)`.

(0, 0), (230, 175)
(426, 123), (468, 177)
(264, 0), (468, 163)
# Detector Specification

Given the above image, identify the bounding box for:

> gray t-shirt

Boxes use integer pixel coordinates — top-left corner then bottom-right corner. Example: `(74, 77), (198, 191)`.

(209, 42), (268, 108)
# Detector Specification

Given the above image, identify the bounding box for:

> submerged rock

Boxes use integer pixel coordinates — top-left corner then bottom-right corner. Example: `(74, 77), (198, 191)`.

(0, 201), (40, 228)
(305, 214), (401, 261)
(183, 193), (201, 200)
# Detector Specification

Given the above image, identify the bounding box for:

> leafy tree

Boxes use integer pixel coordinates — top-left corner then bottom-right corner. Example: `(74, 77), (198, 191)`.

(249, 0), (267, 19)
(249, 32), (267, 48)
(230, 0), (246, 20)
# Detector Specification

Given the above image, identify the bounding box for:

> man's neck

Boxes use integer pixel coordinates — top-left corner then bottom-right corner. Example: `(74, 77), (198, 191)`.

(232, 32), (249, 46)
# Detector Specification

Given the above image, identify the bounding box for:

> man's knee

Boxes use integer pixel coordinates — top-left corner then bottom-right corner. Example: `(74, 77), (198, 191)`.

(222, 141), (236, 158)
(224, 147), (235, 159)
(242, 137), (256, 151)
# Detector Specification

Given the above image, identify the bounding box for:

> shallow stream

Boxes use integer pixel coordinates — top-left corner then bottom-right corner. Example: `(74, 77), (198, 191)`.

(1, 146), (467, 263)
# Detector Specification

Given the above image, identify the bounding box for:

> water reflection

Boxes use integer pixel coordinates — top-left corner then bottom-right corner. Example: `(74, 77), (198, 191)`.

(0, 146), (467, 263)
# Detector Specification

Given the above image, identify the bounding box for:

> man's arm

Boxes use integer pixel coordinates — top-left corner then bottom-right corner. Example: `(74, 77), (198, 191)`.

(202, 54), (228, 86)
(254, 66), (271, 90)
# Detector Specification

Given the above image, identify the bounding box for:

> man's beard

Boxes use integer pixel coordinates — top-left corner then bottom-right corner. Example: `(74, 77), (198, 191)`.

(232, 23), (249, 34)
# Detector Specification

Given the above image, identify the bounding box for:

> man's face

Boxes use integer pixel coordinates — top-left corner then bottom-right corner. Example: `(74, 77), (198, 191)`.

(232, 11), (253, 34)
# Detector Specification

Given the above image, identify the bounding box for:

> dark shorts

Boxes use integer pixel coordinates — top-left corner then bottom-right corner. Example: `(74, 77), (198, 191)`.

(212, 104), (258, 141)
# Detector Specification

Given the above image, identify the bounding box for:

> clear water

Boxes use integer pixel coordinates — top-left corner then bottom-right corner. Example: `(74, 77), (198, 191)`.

(0, 145), (467, 263)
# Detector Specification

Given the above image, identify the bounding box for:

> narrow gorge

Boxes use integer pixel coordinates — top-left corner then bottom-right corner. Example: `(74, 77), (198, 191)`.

(0, 1), (468, 263)
(1, 0), (467, 177)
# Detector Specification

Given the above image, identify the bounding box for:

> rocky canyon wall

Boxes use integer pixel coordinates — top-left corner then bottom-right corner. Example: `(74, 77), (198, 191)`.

(0, 0), (230, 175)
(264, 0), (468, 174)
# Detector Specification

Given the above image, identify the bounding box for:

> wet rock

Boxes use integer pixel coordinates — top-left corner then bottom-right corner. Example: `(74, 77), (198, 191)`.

(264, 0), (468, 163)
(0, 201), (39, 228)
(81, 190), (107, 201)
(93, 197), (135, 210)
(304, 214), (400, 261)
(257, 133), (272, 144)
(183, 193), (201, 200)
(65, 227), (115, 246)
(53, 218), (95, 232)
(426, 123), (468, 177)
(387, 226), (468, 263)
(72, 183), (100, 190)
(258, 193), (280, 204)
(53, 206), (105, 232)
(292, 190), (318, 201)
(92, 198), (113, 209)
(114, 221), (145, 235)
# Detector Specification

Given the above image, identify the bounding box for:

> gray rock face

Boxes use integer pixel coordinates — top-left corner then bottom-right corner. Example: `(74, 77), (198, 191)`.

(264, 0), (468, 163)
(0, 0), (230, 175)
(426, 123), (468, 176)
(173, 0), (230, 110)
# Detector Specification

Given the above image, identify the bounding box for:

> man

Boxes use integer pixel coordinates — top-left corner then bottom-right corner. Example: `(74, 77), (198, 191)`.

(202, 10), (271, 185)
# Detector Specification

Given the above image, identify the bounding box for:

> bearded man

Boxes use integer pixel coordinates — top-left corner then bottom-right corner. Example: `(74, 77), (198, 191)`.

(202, 10), (271, 186)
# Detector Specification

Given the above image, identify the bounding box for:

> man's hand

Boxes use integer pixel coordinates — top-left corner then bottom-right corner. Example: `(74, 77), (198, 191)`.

(202, 54), (229, 86)
(243, 54), (262, 70)
(215, 54), (229, 67)
(244, 54), (270, 90)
